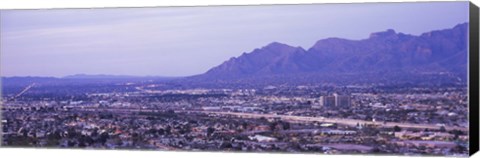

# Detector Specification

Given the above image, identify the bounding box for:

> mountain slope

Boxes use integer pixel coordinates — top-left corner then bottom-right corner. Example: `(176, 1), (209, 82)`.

(197, 23), (468, 83)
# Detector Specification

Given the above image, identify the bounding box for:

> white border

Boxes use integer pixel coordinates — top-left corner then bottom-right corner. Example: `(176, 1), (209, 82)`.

(0, 0), (479, 158)
(0, 0), (471, 9)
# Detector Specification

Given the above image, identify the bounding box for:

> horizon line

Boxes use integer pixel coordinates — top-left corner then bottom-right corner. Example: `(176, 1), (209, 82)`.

(0, 74), (189, 78)
(1, 22), (469, 78)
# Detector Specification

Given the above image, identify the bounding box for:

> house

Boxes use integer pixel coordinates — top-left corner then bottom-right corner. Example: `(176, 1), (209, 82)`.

(248, 135), (277, 142)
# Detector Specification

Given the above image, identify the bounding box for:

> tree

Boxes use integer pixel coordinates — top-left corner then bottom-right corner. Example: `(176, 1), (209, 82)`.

(67, 140), (76, 147)
(165, 126), (172, 135)
(132, 132), (143, 146)
(207, 127), (215, 137)
(67, 130), (77, 139)
(282, 122), (291, 130)
(91, 128), (99, 137)
(439, 126), (446, 132)
(45, 132), (61, 147)
(158, 128), (165, 135)
(451, 129), (463, 140)
(393, 125), (402, 132)
(242, 122), (248, 130)
(22, 129), (28, 137)
(98, 132), (109, 145)
(269, 122), (278, 131)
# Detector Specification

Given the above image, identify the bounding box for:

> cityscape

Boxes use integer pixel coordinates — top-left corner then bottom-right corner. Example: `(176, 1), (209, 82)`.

(1, 75), (470, 156)
(0, 2), (471, 157)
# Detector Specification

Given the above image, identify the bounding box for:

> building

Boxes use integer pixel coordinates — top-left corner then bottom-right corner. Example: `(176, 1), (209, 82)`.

(320, 96), (336, 107)
(318, 93), (351, 107)
(248, 135), (278, 142)
(334, 93), (351, 107)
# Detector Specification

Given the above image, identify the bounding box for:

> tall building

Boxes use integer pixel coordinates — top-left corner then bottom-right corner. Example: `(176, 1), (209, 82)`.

(334, 93), (351, 107)
(318, 93), (351, 107)
(319, 96), (336, 107)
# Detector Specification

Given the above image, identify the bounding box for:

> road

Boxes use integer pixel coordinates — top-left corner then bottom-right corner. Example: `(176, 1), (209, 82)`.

(197, 111), (468, 132)
(71, 107), (468, 132)
(14, 83), (35, 98)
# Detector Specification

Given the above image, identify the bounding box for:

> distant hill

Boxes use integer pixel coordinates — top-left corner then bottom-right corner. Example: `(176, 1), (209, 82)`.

(1, 74), (178, 88)
(193, 23), (468, 85)
(2, 23), (469, 88)
(63, 74), (177, 80)
(63, 74), (139, 79)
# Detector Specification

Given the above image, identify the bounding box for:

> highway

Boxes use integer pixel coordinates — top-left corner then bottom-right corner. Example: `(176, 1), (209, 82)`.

(14, 83), (36, 98)
(197, 111), (468, 132)
(71, 107), (468, 132)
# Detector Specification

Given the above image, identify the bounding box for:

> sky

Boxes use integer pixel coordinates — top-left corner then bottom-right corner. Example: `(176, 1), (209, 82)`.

(0, 2), (469, 77)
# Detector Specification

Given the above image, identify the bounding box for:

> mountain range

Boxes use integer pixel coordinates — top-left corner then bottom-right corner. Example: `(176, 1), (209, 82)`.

(1, 23), (469, 88)
(193, 23), (468, 84)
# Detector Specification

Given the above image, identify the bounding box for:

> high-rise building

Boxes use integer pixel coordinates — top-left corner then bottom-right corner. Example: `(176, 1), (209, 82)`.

(319, 96), (336, 107)
(334, 93), (351, 107)
(318, 93), (351, 107)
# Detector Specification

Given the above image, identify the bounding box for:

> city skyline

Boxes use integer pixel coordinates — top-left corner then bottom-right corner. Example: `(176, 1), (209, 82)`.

(0, 2), (469, 77)
(1, 2), (472, 156)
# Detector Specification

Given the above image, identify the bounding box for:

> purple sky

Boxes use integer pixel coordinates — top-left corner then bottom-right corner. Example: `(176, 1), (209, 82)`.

(0, 2), (469, 77)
